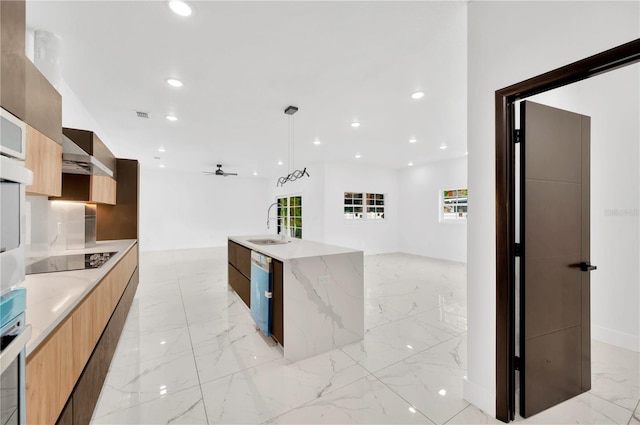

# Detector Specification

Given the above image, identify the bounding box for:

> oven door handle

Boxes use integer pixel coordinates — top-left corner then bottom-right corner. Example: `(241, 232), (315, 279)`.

(0, 325), (31, 375)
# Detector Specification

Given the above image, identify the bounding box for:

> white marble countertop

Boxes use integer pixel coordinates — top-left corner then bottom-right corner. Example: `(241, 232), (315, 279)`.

(228, 235), (361, 261)
(20, 239), (137, 356)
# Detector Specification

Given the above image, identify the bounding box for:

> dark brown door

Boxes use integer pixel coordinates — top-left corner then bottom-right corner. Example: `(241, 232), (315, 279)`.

(520, 101), (594, 417)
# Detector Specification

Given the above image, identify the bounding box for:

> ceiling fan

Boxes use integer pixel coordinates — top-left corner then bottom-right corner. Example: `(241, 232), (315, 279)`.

(203, 164), (238, 177)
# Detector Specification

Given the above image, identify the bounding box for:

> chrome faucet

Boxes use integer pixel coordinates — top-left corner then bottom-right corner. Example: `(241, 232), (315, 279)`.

(266, 202), (279, 229)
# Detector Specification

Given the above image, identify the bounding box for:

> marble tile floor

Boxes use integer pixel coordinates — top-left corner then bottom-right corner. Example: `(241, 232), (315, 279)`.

(90, 247), (639, 425)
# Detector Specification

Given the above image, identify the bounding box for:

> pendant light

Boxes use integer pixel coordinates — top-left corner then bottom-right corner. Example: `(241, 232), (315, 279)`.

(277, 105), (310, 187)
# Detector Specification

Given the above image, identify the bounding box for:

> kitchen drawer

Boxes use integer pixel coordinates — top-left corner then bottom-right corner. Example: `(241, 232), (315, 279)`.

(228, 264), (250, 308)
(228, 240), (251, 279)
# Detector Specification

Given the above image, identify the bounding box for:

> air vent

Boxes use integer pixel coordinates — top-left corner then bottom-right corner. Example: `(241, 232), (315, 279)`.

(136, 111), (149, 119)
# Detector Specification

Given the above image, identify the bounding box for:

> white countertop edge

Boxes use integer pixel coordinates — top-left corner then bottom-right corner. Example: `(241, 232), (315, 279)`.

(228, 235), (361, 261)
(23, 239), (137, 356)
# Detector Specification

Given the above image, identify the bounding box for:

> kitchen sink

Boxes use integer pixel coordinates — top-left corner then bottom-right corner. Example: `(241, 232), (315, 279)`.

(247, 238), (291, 245)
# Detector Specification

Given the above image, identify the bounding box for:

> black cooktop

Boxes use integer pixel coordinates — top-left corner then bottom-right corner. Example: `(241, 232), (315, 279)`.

(26, 252), (117, 275)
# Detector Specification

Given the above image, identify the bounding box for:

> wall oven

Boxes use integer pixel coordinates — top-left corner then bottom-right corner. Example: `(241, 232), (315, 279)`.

(0, 108), (32, 293)
(0, 287), (30, 425)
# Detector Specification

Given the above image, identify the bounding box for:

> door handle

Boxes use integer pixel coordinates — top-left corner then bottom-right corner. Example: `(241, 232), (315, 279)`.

(570, 262), (597, 272)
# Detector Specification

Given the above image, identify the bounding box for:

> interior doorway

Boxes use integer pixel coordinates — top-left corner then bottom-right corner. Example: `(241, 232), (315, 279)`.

(495, 38), (640, 422)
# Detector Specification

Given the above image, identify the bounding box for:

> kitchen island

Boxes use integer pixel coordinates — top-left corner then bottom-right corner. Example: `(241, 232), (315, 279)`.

(228, 235), (364, 362)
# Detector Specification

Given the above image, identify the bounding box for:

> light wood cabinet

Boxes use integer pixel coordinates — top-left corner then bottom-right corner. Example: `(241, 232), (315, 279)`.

(26, 319), (74, 425)
(57, 174), (117, 205)
(90, 175), (117, 205)
(71, 245), (136, 379)
(25, 125), (62, 196)
(27, 244), (139, 425)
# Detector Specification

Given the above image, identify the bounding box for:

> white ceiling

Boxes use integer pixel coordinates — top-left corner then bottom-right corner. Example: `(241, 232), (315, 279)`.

(26, 1), (468, 178)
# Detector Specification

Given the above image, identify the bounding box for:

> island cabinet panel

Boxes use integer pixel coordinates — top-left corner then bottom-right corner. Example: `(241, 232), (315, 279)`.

(26, 319), (74, 425)
(25, 125), (62, 196)
(228, 240), (251, 278)
(272, 259), (284, 346)
(228, 263), (250, 307)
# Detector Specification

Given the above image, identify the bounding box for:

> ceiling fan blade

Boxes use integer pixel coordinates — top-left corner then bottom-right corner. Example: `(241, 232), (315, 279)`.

(202, 171), (217, 175)
(224, 172), (238, 176)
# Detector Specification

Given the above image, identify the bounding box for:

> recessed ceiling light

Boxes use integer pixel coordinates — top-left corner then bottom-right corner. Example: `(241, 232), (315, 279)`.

(411, 91), (425, 99)
(465, 151), (469, 155)
(351, 121), (360, 128)
(313, 139), (321, 145)
(408, 407), (417, 414)
(355, 153), (361, 159)
(409, 138), (417, 144)
(440, 143), (447, 150)
(438, 389), (447, 397)
(168, 0), (192, 16)
(277, 160), (283, 166)
(166, 115), (178, 121)
(253, 171), (258, 176)
(159, 164), (165, 168)
(166, 78), (183, 87)
(408, 162), (413, 166)
(158, 147), (166, 153)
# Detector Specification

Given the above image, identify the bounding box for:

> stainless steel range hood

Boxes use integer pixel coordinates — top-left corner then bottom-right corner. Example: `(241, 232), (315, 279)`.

(62, 135), (114, 178)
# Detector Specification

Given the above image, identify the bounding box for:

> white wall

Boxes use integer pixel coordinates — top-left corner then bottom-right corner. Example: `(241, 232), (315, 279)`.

(398, 158), (467, 263)
(323, 162), (400, 255)
(269, 161), (400, 255)
(529, 65), (640, 352)
(466, 0), (640, 416)
(139, 165), (271, 251)
(270, 163), (326, 243)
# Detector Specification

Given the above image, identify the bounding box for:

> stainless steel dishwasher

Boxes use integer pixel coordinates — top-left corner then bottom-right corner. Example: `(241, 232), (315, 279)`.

(250, 251), (273, 337)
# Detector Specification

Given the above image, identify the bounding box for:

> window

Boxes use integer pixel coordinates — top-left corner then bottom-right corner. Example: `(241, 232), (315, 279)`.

(343, 192), (364, 219)
(344, 192), (385, 220)
(277, 195), (302, 238)
(441, 188), (468, 221)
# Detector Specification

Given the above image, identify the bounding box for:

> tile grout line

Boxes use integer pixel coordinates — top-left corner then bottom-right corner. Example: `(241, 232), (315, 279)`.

(627, 398), (640, 425)
(588, 390), (638, 415)
(176, 259), (213, 425)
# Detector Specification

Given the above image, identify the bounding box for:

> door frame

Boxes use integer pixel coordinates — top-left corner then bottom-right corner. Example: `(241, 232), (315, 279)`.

(495, 38), (640, 422)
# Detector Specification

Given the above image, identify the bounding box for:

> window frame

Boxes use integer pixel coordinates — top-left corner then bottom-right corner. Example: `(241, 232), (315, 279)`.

(277, 194), (302, 238)
(440, 188), (468, 222)
(344, 192), (386, 220)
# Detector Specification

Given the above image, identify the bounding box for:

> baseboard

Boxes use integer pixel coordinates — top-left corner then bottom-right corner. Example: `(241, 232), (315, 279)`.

(592, 325), (640, 352)
(463, 377), (496, 418)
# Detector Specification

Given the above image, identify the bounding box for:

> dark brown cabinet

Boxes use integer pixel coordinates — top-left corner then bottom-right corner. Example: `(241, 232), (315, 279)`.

(0, 0), (62, 145)
(227, 240), (284, 346)
(272, 259), (284, 345)
(97, 159), (140, 240)
(62, 128), (117, 177)
(25, 59), (62, 144)
(0, 0), (26, 120)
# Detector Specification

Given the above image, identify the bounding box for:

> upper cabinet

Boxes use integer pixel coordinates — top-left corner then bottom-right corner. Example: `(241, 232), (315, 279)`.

(24, 59), (62, 144)
(0, 0), (26, 120)
(62, 128), (117, 177)
(1, 0), (62, 145)
(25, 125), (62, 196)
(2, 0), (63, 198)
(56, 128), (117, 205)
